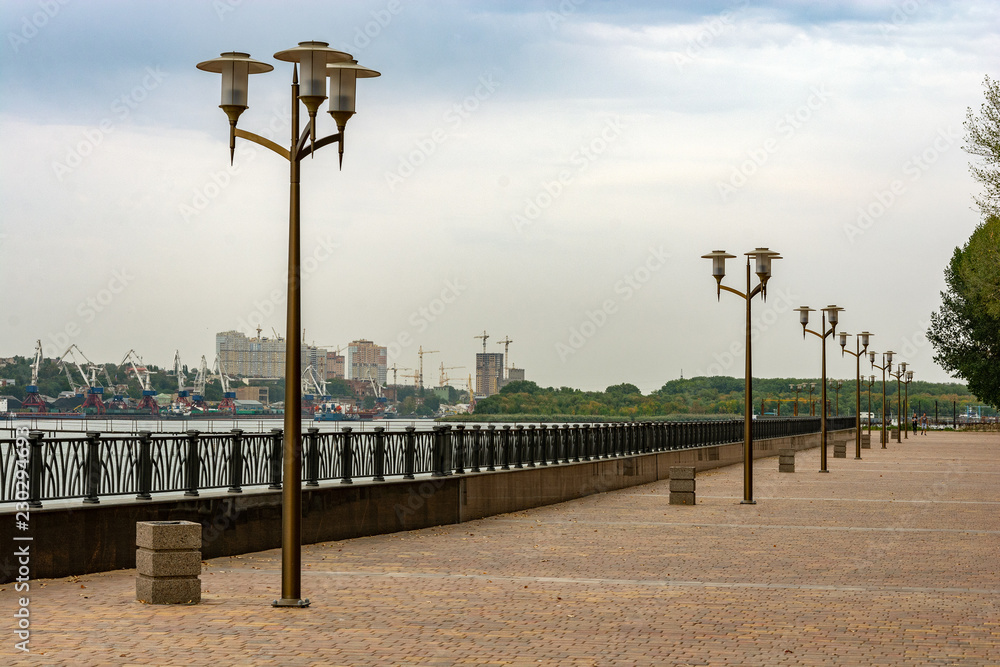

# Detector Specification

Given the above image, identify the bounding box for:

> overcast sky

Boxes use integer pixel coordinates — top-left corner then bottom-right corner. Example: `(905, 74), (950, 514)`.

(1, 0), (997, 393)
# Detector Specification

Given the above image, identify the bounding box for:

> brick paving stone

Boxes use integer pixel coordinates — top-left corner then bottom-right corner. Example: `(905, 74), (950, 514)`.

(1, 431), (998, 665)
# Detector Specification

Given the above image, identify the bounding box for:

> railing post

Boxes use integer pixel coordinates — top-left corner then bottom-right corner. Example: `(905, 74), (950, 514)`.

(306, 427), (320, 487)
(501, 425), (512, 470)
(228, 429), (243, 493)
(524, 425), (535, 467)
(136, 430), (153, 500)
(572, 425), (581, 462)
(514, 425), (525, 468)
(340, 427), (354, 484)
(373, 427), (386, 482)
(83, 431), (101, 504)
(268, 428), (282, 490)
(538, 425), (549, 466)
(471, 425), (482, 472)
(403, 426), (416, 479)
(582, 424), (591, 460)
(486, 425), (497, 471)
(27, 430), (44, 509)
(454, 425), (466, 474)
(184, 430), (200, 497)
(432, 426), (446, 477)
(562, 424), (571, 463)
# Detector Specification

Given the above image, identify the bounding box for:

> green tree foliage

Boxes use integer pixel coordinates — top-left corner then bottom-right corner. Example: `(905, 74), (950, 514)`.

(927, 216), (1000, 409)
(470, 376), (992, 419)
(965, 75), (1000, 219)
(499, 380), (540, 394)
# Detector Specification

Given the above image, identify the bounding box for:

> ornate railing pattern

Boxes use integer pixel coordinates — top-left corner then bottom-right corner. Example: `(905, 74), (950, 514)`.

(0, 417), (856, 506)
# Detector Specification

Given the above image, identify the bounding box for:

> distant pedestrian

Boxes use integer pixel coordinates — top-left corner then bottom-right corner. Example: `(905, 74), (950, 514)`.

(921, 413), (928, 435)
(912, 412), (918, 435)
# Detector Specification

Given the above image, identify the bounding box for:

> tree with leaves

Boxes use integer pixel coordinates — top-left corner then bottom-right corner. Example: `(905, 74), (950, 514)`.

(964, 75), (1000, 219)
(927, 216), (1000, 409)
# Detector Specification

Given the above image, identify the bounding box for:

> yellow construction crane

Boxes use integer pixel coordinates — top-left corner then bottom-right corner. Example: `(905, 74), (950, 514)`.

(439, 363), (465, 387)
(388, 363), (411, 386)
(399, 371), (421, 387)
(417, 346), (438, 389)
(474, 330), (490, 354)
(496, 335), (513, 378)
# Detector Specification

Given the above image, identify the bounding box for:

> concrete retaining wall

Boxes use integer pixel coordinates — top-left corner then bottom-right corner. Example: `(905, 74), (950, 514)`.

(1, 428), (853, 582)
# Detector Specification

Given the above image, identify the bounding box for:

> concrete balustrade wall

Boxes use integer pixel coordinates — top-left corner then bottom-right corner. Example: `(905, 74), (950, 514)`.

(3, 428), (853, 582)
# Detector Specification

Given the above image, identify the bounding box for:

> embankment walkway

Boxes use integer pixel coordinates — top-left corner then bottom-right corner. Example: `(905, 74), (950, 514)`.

(2, 431), (997, 666)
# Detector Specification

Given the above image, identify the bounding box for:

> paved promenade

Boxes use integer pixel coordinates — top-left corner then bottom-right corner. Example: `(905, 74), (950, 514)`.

(3, 431), (998, 666)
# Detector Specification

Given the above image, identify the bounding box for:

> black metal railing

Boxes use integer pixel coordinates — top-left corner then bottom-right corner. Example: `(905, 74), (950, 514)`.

(0, 417), (855, 506)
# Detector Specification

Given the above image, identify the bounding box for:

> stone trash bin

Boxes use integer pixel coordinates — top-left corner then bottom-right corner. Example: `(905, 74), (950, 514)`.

(861, 433), (871, 449)
(136, 520), (202, 604)
(669, 466), (695, 505)
(778, 449), (796, 473)
(833, 434), (847, 459)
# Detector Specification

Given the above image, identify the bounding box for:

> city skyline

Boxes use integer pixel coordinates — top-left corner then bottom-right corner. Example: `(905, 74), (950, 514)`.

(2, 1), (997, 393)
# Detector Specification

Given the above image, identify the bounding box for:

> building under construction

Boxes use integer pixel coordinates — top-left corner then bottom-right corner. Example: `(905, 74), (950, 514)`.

(215, 330), (327, 379)
(475, 352), (503, 397)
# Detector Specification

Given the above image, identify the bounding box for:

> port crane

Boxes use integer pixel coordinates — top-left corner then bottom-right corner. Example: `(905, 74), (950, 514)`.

(21, 339), (48, 413)
(119, 349), (159, 415)
(416, 346), (438, 389)
(439, 363), (465, 388)
(170, 350), (191, 407)
(212, 357), (237, 414)
(191, 355), (209, 409)
(57, 344), (105, 414)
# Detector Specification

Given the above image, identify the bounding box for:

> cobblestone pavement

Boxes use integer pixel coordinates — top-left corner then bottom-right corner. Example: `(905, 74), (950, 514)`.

(3, 431), (998, 666)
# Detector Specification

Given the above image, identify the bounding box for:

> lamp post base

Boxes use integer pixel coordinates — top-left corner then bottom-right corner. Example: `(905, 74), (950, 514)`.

(854, 456), (862, 460)
(818, 470), (830, 473)
(740, 500), (757, 505)
(272, 598), (311, 608)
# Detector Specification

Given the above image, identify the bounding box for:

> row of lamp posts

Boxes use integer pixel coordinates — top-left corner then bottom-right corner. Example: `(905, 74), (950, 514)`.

(193, 38), (921, 610)
(703, 249), (916, 502)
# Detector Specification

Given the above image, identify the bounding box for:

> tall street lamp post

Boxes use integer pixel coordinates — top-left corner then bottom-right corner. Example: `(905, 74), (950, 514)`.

(791, 383), (802, 416)
(864, 374), (876, 440)
(888, 361), (908, 444)
(839, 331), (872, 459)
(806, 382), (817, 415)
(794, 305), (844, 473)
(869, 351), (894, 448)
(903, 369), (914, 439)
(702, 248), (781, 504)
(197, 43), (380, 608)
(829, 379), (843, 417)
